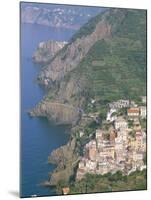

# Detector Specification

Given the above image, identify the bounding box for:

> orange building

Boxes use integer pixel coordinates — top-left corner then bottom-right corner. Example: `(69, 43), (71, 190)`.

(127, 108), (140, 117)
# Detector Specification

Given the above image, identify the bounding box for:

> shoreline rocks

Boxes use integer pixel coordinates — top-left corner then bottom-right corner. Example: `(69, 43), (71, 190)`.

(29, 101), (81, 126)
(48, 139), (79, 186)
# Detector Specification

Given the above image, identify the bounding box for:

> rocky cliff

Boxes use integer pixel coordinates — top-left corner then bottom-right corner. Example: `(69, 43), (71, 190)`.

(30, 11), (111, 125)
(48, 138), (79, 186)
(29, 101), (81, 126)
(33, 40), (67, 64)
(38, 19), (111, 85)
(32, 8), (146, 126)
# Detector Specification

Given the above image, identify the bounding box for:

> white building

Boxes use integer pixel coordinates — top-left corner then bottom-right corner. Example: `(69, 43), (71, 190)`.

(109, 99), (130, 109)
(78, 159), (85, 168)
(132, 152), (143, 162)
(106, 108), (117, 122)
(86, 160), (97, 171)
(117, 129), (128, 142)
(114, 117), (128, 130)
(140, 106), (147, 118)
(79, 131), (84, 137)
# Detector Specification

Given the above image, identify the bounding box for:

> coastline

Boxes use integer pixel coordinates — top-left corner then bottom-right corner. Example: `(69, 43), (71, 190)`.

(22, 6), (147, 195)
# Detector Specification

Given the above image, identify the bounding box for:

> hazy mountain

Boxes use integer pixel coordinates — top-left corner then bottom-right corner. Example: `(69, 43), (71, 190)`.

(21, 2), (103, 30)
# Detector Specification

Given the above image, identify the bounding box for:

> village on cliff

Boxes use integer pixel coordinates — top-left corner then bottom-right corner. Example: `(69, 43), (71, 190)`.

(76, 96), (147, 180)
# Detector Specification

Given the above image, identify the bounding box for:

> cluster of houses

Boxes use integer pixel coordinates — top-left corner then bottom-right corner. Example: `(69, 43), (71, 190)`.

(76, 97), (147, 180)
(107, 97), (146, 122)
(109, 99), (130, 109)
(127, 107), (146, 119)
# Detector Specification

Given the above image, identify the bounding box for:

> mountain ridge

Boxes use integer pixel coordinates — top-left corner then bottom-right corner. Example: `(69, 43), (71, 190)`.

(21, 3), (103, 30)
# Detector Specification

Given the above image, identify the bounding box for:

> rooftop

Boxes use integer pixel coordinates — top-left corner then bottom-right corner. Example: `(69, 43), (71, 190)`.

(62, 187), (70, 195)
(128, 108), (139, 113)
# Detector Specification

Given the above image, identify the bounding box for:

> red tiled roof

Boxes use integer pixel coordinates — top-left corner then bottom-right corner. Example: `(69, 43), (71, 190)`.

(128, 108), (139, 113)
(62, 187), (70, 195)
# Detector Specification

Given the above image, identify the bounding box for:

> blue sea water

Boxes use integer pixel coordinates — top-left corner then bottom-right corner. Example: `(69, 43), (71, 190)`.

(20, 23), (75, 197)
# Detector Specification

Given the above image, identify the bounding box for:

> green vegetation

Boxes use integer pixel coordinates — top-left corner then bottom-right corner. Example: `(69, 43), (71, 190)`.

(133, 96), (144, 106)
(69, 170), (147, 194)
(62, 9), (146, 110)
(55, 170), (147, 194)
(128, 119), (134, 128)
(117, 107), (127, 116)
(70, 9), (106, 42)
(70, 8), (146, 43)
(140, 118), (147, 130)
(75, 120), (99, 155)
(56, 180), (69, 194)
(99, 107), (108, 120)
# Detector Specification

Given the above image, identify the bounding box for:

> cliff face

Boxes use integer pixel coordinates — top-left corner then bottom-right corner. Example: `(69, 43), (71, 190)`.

(33, 40), (67, 64)
(31, 12), (111, 125)
(32, 8), (146, 126)
(29, 101), (80, 126)
(38, 20), (111, 84)
(48, 138), (79, 186)
(32, 15), (111, 125)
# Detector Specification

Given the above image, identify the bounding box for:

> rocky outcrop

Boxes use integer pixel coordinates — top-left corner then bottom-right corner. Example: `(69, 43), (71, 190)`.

(38, 20), (111, 86)
(29, 101), (81, 126)
(48, 138), (79, 185)
(33, 40), (67, 64)
(48, 138), (76, 165)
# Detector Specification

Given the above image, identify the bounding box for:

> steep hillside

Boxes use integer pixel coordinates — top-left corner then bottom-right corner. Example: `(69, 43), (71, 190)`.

(31, 8), (146, 125)
(66, 9), (146, 103)
(74, 9), (147, 102)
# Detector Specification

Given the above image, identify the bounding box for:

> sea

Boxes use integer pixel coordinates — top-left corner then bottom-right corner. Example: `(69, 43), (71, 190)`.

(20, 23), (75, 197)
